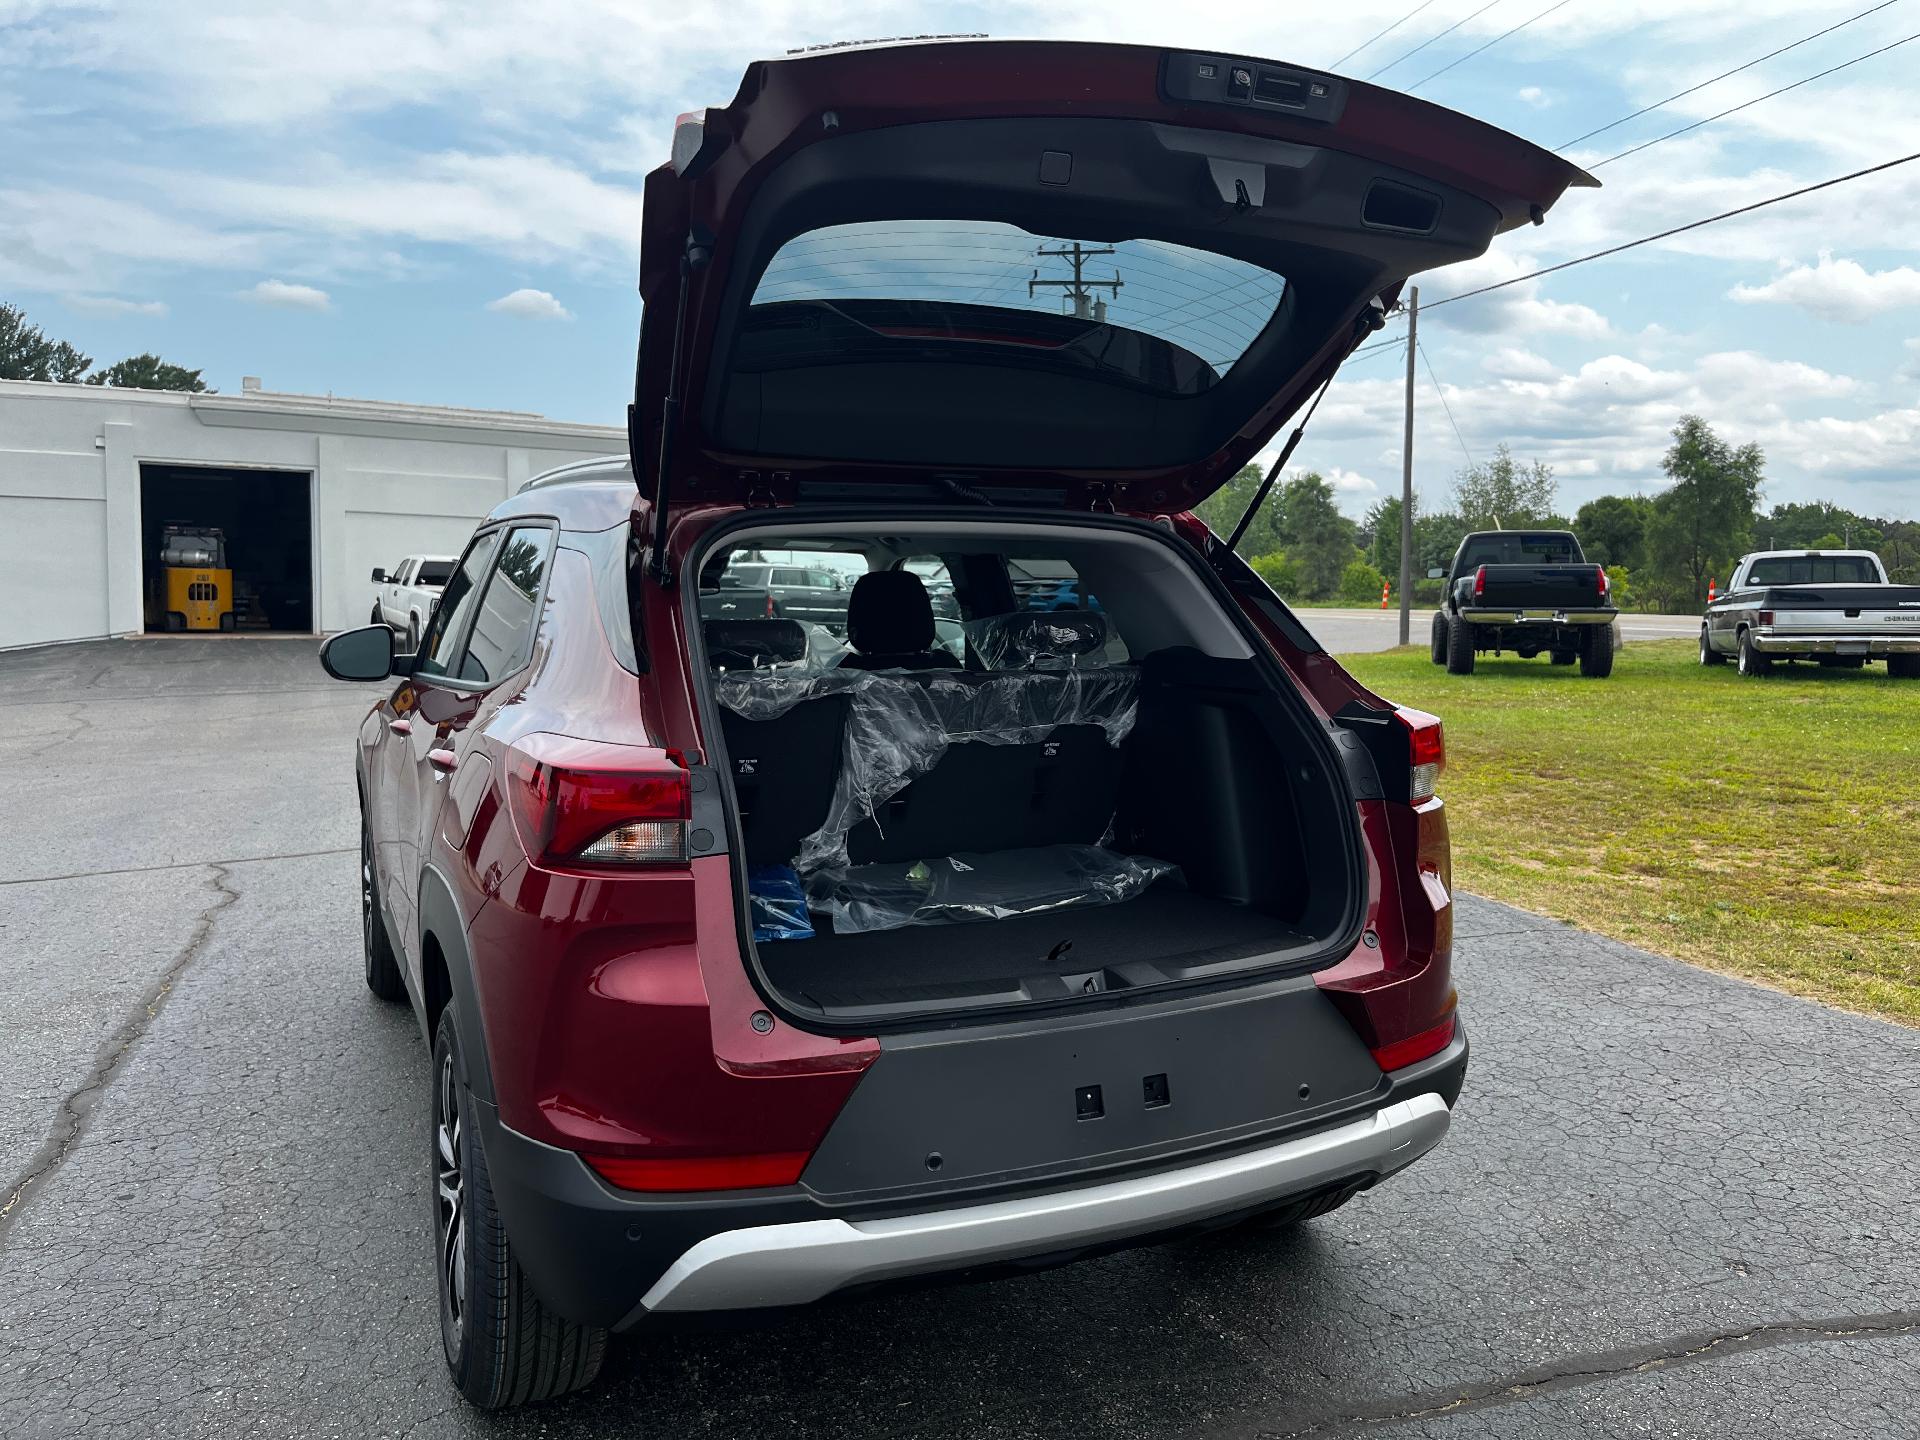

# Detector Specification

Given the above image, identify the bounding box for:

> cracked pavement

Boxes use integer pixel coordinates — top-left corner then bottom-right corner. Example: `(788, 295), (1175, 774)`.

(1, 638), (1916, 1438)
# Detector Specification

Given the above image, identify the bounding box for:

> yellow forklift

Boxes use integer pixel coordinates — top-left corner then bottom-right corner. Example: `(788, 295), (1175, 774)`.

(153, 524), (235, 632)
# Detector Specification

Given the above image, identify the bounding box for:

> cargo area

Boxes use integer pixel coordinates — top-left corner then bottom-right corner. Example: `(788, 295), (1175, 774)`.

(691, 518), (1363, 1025)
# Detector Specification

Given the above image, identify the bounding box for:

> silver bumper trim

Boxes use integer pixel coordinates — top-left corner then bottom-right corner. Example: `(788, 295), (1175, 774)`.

(1459, 608), (1615, 624)
(1750, 632), (1920, 655)
(639, 1093), (1451, 1313)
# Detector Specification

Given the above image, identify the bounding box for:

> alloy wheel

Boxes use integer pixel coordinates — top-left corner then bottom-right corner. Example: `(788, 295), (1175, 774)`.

(360, 827), (376, 955)
(436, 1048), (467, 1340)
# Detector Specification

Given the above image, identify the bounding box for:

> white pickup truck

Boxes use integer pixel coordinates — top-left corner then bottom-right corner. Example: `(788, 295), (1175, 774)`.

(369, 554), (456, 652)
(1701, 549), (1920, 677)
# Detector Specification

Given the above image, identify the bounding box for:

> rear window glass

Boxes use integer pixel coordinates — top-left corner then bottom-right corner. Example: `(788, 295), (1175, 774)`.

(1745, 555), (1880, 585)
(747, 219), (1287, 387)
(1457, 534), (1577, 569)
(416, 560), (454, 585)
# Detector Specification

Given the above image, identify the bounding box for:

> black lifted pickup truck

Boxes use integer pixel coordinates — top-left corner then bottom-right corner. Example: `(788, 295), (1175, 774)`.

(1430, 530), (1618, 677)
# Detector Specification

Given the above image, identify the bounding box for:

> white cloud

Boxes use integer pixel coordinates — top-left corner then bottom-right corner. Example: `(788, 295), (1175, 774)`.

(1728, 253), (1920, 325)
(1517, 85), (1548, 107)
(486, 287), (572, 320)
(242, 278), (332, 310)
(1480, 346), (1558, 381)
(1417, 250), (1612, 341)
(65, 294), (168, 316)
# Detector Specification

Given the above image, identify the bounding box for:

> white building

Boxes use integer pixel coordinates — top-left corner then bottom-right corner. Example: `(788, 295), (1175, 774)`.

(0, 378), (624, 650)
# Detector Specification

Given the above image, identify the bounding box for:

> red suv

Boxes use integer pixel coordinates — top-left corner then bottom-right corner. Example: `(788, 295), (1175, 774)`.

(320, 39), (1588, 1409)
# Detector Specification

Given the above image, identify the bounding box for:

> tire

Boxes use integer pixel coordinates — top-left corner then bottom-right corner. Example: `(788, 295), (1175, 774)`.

(1736, 628), (1772, 676)
(1550, 649), (1575, 665)
(1699, 627), (1726, 666)
(406, 618), (421, 655)
(432, 1009), (606, 1410)
(166, 611), (186, 632)
(372, 604), (385, 626)
(219, 612), (235, 632)
(361, 818), (407, 1002)
(1445, 615), (1476, 674)
(1889, 655), (1920, 679)
(1429, 613), (1448, 665)
(1578, 624), (1614, 678)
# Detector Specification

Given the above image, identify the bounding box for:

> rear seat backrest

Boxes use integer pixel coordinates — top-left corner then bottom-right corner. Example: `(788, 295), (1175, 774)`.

(720, 698), (849, 867)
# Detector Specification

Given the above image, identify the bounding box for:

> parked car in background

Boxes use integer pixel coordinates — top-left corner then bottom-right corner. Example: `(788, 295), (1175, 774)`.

(724, 560), (851, 632)
(1702, 550), (1920, 677)
(370, 555), (456, 652)
(312, 33), (1588, 1410)
(1430, 530), (1617, 677)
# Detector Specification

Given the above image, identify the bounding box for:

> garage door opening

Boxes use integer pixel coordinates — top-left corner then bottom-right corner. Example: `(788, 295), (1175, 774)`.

(139, 464), (314, 633)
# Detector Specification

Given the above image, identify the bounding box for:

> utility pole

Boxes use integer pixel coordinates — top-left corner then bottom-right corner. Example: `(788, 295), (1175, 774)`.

(1029, 241), (1122, 319)
(1398, 287), (1418, 647)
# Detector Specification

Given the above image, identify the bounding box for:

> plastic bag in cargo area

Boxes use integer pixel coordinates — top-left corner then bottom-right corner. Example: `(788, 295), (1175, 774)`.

(804, 844), (1180, 936)
(748, 865), (814, 941)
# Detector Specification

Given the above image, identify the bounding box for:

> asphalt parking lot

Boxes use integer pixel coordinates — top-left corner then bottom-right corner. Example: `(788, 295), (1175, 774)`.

(2, 638), (1916, 1439)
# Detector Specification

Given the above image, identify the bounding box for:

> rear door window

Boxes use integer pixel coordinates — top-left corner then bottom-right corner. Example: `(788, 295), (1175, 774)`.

(415, 534), (499, 677)
(454, 526), (557, 685)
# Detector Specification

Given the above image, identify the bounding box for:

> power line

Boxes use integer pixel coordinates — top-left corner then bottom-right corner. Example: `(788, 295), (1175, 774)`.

(1418, 341), (1476, 466)
(1589, 28), (1920, 169)
(1366, 0), (1506, 80)
(1558, 0), (1905, 149)
(1426, 148), (1920, 309)
(1407, 0), (1578, 92)
(1330, 0), (1443, 69)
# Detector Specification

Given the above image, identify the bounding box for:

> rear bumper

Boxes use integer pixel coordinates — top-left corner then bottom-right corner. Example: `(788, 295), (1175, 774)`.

(1458, 608), (1615, 624)
(473, 1026), (1468, 1331)
(1749, 631), (1920, 655)
(640, 1092), (1449, 1313)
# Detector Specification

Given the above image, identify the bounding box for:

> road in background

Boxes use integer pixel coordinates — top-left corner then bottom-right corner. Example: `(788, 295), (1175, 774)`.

(2, 639), (1916, 1439)
(1299, 606), (1701, 654)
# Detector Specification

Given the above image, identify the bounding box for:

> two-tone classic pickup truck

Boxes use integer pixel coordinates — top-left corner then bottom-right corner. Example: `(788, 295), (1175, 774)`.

(1701, 550), (1920, 677)
(1429, 530), (1619, 677)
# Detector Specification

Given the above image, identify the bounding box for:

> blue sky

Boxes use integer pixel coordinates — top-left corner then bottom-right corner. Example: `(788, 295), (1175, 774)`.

(4, 1), (1918, 519)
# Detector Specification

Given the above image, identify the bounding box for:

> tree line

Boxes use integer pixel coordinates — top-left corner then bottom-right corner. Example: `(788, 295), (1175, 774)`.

(1199, 415), (1918, 611)
(1, 302), (210, 391)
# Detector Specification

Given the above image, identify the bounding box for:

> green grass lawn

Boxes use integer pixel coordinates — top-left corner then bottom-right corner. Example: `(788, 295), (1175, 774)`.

(1339, 639), (1920, 1025)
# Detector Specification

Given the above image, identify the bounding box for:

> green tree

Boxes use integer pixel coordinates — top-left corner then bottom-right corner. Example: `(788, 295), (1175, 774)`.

(1194, 463), (1283, 557)
(0, 302), (91, 381)
(1337, 556), (1388, 605)
(1272, 470), (1358, 599)
(1573, 494), (1652, 569)
(1452, 444), (1558, 529)
(85, 353), (211, 392)
(1760, 500), (1880, 552)
(1249, 550), (1302, 597)
(1644, 415), (1762, 608)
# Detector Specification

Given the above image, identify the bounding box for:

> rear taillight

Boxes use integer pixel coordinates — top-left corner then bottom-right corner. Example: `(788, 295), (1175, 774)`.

(1397, 706), (1444, 805)
(504, 734), (690, 868)
(583, 1151), (808, 1192)
(1472, 565), (1487, 600)
(1370, 1009), (1456, 1072)
(1596, 565), (1610, 598)
(765, 593), (776, 618)
(1758, 609), (1774, 626)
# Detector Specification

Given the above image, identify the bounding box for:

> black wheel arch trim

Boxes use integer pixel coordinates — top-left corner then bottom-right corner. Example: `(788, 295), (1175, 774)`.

(419, 862), (497, 1106)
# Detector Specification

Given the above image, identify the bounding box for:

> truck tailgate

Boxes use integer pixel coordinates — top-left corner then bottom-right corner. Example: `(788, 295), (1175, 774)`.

(1475, 565), (1607, 608)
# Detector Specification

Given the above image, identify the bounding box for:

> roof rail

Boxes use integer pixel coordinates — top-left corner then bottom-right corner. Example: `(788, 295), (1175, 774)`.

(516, 454), (631, 494)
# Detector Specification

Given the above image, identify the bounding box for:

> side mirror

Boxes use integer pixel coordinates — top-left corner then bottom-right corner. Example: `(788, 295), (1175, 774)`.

(1427, 568), (1446, 580)
(370, 567), (386, 583)
(319, 624), (396, 682)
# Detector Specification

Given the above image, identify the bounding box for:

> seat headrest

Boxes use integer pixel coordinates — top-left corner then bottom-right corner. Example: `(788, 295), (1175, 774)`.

(969, 610), (1109, 669)
(705, 618), (808, 670)
(846, 570), (935, 655)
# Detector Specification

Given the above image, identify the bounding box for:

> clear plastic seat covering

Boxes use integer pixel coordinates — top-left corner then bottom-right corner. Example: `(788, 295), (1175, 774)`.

(963, 610), (1112, 670)
(713, 662), (1141, 873)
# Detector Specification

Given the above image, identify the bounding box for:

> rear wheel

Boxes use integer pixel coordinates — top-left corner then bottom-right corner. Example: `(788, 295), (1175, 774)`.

(1578, 625), (1614, 678)
(1889, 655), (1920, 679)
(165, 611), (186, 632)
(1444, 616), (1475, 674)
(219, 612), (235, 632)
(361, 818), (406, 1002)
(432, 1009), (606, 1409)
(406, 617), (421, 655)
(1736, 629), (1772, 676)
(1699, 627), (1726, 666)
(1429, 612), (1448, 665)
(372, 603), (385, 626)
